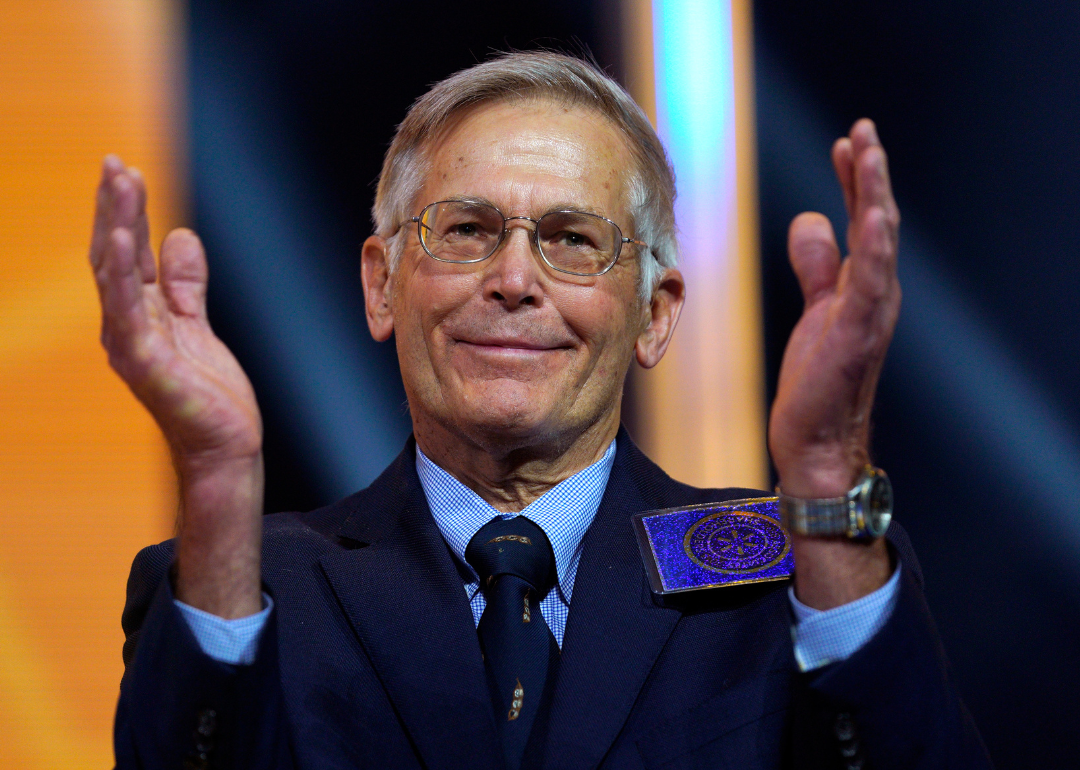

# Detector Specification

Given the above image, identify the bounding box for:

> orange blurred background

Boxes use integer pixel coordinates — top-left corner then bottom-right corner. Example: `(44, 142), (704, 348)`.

(0, 1), (181, 765)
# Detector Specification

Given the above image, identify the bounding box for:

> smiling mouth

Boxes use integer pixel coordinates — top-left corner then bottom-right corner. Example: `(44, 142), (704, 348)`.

(456, 339), (570, 354)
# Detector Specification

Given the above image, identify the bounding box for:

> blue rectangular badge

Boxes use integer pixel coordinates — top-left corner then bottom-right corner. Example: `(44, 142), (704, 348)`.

(632, 497), (794, 596)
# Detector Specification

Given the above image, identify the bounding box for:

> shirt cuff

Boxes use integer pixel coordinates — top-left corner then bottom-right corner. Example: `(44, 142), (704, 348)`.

(174, 593), (273, 665)
(789, 564), (901, 672)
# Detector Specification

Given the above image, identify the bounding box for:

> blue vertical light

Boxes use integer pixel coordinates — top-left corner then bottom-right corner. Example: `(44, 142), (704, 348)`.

(637, 0), (767, 490)
(653, 0), (737, 278)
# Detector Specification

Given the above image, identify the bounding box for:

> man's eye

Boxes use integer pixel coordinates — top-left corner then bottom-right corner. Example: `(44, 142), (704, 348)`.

(450, 222), (482, 237)
(557, 231), (593, 248)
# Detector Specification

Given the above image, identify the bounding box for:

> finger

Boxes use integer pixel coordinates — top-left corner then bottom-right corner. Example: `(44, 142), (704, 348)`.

(90, 155), (126, 271)
(831, 137), (855, 223)
(852, 148), (900, 254)
(160, 228), (209, 319)
(97, 228), (150, 351)
(107, 172), (141, 242)
(127, 167), (157, 283)
(106, 171), (156, 286)
(849, 117), (879, 159)
(849, 120), (900, 247)
(842, 206), (899, 324)
(788, 212), (842, 306)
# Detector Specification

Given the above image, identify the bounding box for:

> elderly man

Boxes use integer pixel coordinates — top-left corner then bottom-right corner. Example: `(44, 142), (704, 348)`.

(96, 53), (988, 769)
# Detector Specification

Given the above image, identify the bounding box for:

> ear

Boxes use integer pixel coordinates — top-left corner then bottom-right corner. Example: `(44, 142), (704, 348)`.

(635, 268), (685, 368)
(361, 235), (395, 342)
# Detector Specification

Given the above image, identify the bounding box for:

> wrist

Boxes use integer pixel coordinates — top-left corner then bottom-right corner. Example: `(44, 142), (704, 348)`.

(173, 445), (263, 480)
(778, 459), (895, 609)
(176, 452), (264, 533)
(774, 446), (869, 498)
(792, 536), (891, 610)
(175, 453), (264, 619)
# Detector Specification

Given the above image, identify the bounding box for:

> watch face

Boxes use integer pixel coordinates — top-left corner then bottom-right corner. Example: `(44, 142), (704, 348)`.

(866, 474), (893, 537)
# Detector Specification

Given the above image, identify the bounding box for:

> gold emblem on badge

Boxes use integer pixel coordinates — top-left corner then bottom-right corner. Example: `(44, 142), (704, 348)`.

(683, 510), (791, 575)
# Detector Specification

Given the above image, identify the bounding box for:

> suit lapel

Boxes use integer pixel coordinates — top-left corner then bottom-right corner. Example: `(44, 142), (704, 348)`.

(539, 438), (682, 770)
(318, 445), (503, 770)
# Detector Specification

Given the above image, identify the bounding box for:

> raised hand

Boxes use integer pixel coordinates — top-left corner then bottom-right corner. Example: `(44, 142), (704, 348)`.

(90, 156), (264, 617)
(767, 120), (901, 608)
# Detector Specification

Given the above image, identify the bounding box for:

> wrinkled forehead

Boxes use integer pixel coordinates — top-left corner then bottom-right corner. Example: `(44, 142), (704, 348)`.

(418, 99), (637, 219)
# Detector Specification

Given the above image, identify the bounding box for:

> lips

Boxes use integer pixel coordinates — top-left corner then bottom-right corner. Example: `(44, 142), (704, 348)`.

(456, 335), (570, 351)
(440, 312), (578, 355)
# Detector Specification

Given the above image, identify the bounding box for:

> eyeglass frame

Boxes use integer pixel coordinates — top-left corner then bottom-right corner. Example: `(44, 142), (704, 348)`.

(395, 199), (650, 277)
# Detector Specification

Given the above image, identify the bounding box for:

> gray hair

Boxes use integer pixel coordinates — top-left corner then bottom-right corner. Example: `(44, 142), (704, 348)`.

(371, 51), (678, 300)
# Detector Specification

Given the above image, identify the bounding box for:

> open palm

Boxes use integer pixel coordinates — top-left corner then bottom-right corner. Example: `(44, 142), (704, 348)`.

(768, 120), (902, 496)
(90, 157), (262, 470)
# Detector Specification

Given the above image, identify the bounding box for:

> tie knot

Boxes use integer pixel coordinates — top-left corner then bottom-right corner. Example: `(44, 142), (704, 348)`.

(465, 516), (557, 595)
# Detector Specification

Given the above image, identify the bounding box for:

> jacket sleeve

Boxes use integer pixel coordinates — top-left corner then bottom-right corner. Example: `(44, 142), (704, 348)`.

(789, 527), (993, 769)
(114, 542), (295, 770)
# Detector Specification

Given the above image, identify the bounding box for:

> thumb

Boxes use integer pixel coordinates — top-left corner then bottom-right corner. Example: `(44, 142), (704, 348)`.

(788, 212), (842, 307)
(160, 228), (210, 319)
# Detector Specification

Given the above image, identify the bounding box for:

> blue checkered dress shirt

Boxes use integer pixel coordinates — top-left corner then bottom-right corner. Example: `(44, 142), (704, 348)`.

(415, 440), (617, 647)
(177, 438), (899, 668)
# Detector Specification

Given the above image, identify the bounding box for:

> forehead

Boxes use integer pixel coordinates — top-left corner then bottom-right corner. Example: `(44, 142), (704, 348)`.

(420, 100), (634, 219)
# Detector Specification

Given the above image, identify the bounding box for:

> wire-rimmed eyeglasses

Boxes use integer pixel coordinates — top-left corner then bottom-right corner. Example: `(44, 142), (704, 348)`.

(397, 199), (648, 277)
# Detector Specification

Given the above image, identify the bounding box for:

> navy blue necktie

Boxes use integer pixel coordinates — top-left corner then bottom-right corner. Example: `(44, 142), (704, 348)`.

(465, 516), (560, 770)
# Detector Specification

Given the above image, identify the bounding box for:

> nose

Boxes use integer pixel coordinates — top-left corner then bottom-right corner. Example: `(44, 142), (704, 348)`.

(481, 220), (544, 309)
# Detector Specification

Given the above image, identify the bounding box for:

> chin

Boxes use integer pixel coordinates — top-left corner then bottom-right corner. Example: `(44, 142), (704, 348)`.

(451, 381), (566, 446)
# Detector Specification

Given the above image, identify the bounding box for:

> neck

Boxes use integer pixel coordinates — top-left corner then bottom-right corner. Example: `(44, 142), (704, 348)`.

(413, 409), (620, 513)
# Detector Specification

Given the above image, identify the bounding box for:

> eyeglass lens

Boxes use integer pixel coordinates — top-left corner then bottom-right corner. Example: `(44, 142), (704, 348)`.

(418, 201), (620, 275)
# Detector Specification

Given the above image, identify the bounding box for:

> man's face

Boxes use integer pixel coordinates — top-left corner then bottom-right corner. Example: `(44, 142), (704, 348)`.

(379, 101), (651, 454)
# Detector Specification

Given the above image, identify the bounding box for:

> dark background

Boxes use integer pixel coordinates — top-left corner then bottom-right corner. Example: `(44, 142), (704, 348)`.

(187, 1), (1080, 766)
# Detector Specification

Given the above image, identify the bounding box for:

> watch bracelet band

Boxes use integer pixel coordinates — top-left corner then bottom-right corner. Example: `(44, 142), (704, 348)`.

(778, 494), (853, 536)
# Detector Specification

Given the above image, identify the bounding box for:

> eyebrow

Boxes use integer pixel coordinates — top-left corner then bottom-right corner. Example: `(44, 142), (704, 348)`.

(440, 195), (610, 219)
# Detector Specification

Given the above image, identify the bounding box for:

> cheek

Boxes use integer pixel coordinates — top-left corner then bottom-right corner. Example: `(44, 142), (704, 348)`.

(558, 286), (637, 363)
(393, 268), (478, 353)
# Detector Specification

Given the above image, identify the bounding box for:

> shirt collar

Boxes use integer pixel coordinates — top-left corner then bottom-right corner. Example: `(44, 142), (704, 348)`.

(415, 439), (617, 596)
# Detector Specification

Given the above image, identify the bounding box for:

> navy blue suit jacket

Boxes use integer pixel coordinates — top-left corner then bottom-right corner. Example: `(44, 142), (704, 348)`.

(115, 430), (991, 769)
